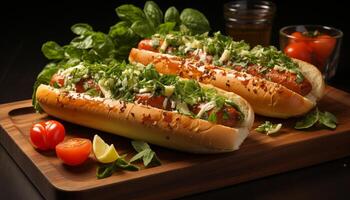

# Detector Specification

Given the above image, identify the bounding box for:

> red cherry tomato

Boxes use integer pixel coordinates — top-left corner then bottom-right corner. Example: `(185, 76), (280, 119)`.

(30, 120), (65, 150)
(50, 74), (65, 87)
(55, 138), (92, 166)
(138, 39), (162, 52)
(289, 32), (309, 43)
(309, 34), (336, 63)
(284, 42), (312, 63)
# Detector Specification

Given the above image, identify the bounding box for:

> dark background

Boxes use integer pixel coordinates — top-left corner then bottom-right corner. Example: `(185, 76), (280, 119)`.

(0, 0), (349, 103)
(1, 1), (350, 199)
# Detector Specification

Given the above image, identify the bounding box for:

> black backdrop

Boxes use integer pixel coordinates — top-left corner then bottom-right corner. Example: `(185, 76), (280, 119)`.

(1, 0), (348, 103)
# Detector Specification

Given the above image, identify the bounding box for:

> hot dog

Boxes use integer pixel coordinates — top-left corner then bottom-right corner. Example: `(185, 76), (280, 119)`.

(35, 62), (254, 153)
(129, 32), (325, 118)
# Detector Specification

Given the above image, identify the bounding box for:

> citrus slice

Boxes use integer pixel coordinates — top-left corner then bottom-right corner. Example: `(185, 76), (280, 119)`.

(93, 134), (119, 163)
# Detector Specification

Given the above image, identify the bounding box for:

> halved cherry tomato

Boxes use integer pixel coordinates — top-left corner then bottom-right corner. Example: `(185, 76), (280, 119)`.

(30, 120), (65, 150)
(138, 39), (161, 52)
(289, 32), (309, 43)
(55, 138), (92, 166)
(50, 74), (65, 87)
(284, 42), (312, 63)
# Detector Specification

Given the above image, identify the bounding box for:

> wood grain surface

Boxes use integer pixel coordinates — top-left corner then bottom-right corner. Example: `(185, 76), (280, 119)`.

(1, 86), (350, 200)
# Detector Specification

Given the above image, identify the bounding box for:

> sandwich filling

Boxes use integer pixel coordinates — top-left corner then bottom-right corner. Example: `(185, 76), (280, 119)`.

(48, 62), (244, 128)
(137, 32), (312, 96)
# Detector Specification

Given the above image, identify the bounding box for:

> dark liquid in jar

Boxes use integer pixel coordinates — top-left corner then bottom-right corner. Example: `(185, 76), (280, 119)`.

(225, 23), (272, 47)
(224, 1), (275, 47)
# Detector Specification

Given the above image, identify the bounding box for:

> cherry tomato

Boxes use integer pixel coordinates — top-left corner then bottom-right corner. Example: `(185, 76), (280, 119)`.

(30, 120), (65, 150)
(138, 39), (161, 52)
(55, 138), (92, 166)
(50, 74), (65, 87)
(289, 32), (309, 43)
(284, 42), (312, 63)
(309, 35), (336, 63)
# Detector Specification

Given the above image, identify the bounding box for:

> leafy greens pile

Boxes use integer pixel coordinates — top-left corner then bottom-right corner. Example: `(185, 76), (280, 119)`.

(33, 1), (210, 111)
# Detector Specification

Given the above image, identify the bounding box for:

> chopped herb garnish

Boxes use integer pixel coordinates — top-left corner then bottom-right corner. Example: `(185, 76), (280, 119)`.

(255, 121), (282, 135)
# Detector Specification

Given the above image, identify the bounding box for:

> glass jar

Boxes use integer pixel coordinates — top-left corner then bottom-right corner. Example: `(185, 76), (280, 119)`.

(223, 0), (276, 47)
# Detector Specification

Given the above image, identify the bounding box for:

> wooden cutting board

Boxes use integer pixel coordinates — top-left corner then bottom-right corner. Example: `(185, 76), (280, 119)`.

(1, 86), (350, 200)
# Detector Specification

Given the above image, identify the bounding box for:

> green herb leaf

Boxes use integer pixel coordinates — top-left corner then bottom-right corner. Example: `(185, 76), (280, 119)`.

(319, 111), (338, 129)
(164, 6), (180, 24)
(157, 22), (176, 35)
(96, 157), (139, 179)
(41, 41), (64, 60)
(144, 1), (163, 28)
(115, 4), (146, 24)
(208, 112), (217, 123)
(131, 20), (155, 38)
(71, 23), (93, 35)
(131, 140), (151, 152)
(255, 121), (282, 135)
(295, 108), (319, 129)
(180, 8), (210, 35)
(130, 141), (161, 167)
(295, 108), (338, 130)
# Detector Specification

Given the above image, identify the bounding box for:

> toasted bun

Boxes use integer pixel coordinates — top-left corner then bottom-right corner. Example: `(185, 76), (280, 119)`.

(129, 48), (325, 118)
(36, 84), (254, 153)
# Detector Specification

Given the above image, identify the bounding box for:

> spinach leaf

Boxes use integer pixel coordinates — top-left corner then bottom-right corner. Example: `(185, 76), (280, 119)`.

(41, 41), (64, 60)
(115, 4), (146, 24)
(180, 8), (210, 35)
(71, 35), (94, 49)
(71, 23), (93, 35)
(164, 6), (180, 24)
(91, 32), (116, 58)
(144, 1), (163, 28)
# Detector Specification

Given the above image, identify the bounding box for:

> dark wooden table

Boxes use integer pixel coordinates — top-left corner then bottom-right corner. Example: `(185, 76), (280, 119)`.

(1, 0), (350, 199)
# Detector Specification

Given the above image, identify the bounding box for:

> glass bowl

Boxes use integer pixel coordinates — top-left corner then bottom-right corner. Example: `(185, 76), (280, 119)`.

(279, 25), (343, 81)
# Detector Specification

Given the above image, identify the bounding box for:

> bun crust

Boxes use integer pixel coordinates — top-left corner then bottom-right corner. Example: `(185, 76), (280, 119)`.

(129, 48), (325, 118)
(36, 84), (253, 153)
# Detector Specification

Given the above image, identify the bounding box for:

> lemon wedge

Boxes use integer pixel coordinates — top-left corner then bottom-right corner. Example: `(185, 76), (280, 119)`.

(93, 134), (119, 163)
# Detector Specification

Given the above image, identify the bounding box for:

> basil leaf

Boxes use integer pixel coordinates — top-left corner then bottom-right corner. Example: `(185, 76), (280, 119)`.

(319, 111), (338, 129)
(115, 4), (146, 24)
(41, 41), (64, 60)
(157, 22), (176, 34)
(131, 140), (151, 152)
(143, 150), (155, 166)
(96, 163), (116, 179)
(131, 20), (155, 38)
(130, 149), (149, 163)
(164, 6), (180, 24)
(115, 157), (139, 171)
(71, 35), (94, 49)
(144, 1), (163, 28)
(96, 157), (139, 179)
(91, 32), (115, 58)
(295, 108), (319, 129)
(180, 8), (210, 35)
(63, 46), (83, 59)
(71, 23), (93, 36)
(130, 141), (161, 167)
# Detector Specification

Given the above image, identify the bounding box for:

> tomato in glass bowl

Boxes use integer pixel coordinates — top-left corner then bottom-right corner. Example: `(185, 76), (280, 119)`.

(279, 25), (342, 81)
